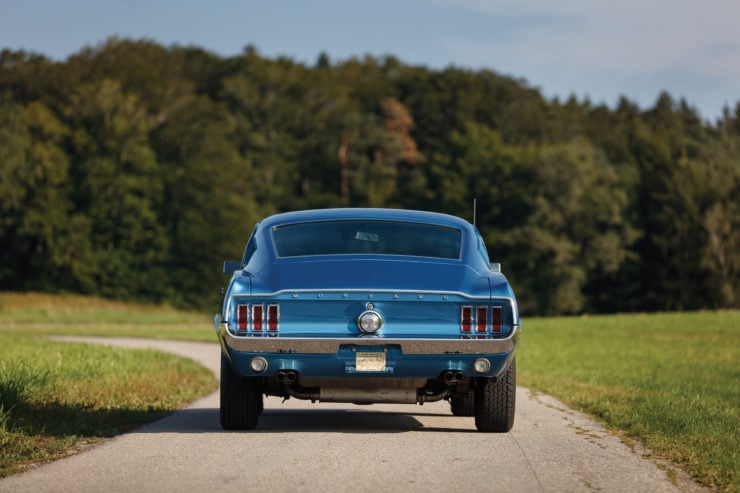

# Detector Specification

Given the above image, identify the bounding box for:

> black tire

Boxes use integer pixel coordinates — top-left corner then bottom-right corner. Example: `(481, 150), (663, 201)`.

(474, 357), (516, 432)
(219, 353), (262, 430)
(450, 391), (475, 416)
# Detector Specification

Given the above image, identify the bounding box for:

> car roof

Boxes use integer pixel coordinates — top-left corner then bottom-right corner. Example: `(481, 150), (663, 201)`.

(259, 208), (472, 230)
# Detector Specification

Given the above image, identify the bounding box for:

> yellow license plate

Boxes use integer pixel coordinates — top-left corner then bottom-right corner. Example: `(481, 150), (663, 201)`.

(355, 352), (386, 371)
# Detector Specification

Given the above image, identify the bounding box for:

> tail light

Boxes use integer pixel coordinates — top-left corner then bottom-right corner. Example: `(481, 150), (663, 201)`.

(267, 304), (279, 332)
(461, 306), (472, 333)
(237, 304), (249, 333)
(492, 306), (503, 334)
(233, 303), (279, 335)
(252, 305), (264, 332)
(476, 306), (487, 333)
(461, 305), (505, 336)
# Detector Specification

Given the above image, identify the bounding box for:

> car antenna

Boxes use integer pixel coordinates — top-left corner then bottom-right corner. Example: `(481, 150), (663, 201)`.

(473, 198), (477, 227)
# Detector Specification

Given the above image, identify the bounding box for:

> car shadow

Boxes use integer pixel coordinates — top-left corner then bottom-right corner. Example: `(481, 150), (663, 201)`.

(133, 407), (475, 434)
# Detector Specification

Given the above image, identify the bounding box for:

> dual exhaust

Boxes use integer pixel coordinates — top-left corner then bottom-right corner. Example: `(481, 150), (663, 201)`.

(277, 370), (464, 386)
(443, 370), (465, 384)
(276, 370), (297, 383)
(282, 386), (451, 404)
(273, 369), (460, 404)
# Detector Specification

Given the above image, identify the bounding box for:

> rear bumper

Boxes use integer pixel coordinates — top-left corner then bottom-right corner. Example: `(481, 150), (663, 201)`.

(219, 324), (520, 355)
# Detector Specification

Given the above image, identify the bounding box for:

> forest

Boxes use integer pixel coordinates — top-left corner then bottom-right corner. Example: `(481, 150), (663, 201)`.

(0, 37), (738, 315)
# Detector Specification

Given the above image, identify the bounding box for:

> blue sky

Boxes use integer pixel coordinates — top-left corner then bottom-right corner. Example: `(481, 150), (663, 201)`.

(2, 0), (739, 121)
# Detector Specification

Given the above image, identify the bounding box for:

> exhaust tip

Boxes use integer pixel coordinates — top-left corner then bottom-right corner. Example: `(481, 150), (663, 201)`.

(276, 370), (297, 383)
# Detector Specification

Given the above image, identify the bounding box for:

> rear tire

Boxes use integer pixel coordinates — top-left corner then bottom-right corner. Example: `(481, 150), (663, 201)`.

(450, 391), (475, 416)
(220, 353), (262, 430)
(474, 357), (516, 432)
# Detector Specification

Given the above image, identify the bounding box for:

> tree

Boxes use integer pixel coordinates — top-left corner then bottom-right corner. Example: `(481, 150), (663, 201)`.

(0, 98), (96, 291)
(153, 94), (262, 307)
(65, 78), (168, 300)
(498, 139), (635, 314)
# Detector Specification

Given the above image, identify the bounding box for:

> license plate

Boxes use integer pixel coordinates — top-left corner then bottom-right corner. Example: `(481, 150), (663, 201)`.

(355, 352), (386, 371)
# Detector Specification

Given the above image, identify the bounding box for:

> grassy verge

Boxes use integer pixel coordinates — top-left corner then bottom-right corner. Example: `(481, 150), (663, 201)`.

(0, 293), (217, 477)
(0, 292), (214, 341)
(518, 311), (739, 492)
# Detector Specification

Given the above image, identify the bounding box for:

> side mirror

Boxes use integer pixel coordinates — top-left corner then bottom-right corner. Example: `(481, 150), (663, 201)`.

(223, 260), (242, 275)
(489, 262), (501, 273)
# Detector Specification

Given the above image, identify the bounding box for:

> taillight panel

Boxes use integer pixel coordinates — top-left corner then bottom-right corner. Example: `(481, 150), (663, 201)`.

(232, 302), (279, 336)
(461, 304), (508, 337)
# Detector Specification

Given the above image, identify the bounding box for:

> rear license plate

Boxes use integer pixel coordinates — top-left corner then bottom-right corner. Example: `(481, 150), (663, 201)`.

(355, 352), (386, 371)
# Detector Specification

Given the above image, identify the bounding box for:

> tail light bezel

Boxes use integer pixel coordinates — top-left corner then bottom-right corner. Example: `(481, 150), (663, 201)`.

(461, 305), (473, 334)
(237, 304), (249, 334)
(232, 301), (279, 336)
(461, 304), (508, 336)
(476, 305), (488, 333)
(252, 304), (264, 332)
(267, 304), (279, 332)
(491, 306), (503, 334)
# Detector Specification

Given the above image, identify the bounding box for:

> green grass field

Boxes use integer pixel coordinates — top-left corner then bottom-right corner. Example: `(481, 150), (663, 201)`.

(0, 293), (216, 477)
(1, 293), (738, 490)
(0, 292), (213, 341)
(519, 311), (739, 491)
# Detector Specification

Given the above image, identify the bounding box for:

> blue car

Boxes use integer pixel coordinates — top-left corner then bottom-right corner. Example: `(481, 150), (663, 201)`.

(215, 208), (521, 432)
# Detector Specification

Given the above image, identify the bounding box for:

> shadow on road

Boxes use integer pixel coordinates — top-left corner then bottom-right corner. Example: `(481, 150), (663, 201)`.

(133, 407), (473, 434)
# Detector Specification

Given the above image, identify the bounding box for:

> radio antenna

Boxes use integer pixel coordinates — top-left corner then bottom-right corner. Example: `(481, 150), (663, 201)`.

(473, 198), (477, 227)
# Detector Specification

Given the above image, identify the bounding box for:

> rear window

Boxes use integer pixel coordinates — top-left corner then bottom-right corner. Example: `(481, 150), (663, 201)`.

(272, 220), (462, 259)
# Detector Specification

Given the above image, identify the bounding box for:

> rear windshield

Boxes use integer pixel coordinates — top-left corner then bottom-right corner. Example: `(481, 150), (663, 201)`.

(272, 220), (462, 259)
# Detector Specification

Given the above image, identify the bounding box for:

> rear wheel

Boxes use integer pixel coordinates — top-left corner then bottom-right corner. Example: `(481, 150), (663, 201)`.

(450, 391), (475, 416)
(220, 353), (262, 430)
(474, 357), (516, 432)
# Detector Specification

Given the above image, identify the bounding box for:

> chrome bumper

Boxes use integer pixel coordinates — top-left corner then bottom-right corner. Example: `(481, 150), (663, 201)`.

(220, 324), (520, 355)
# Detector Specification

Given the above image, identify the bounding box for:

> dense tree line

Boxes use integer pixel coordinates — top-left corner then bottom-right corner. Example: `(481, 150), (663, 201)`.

(1, 38), (738, 314)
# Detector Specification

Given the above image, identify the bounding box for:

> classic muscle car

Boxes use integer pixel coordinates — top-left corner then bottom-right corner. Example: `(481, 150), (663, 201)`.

(214, 208), (520, 432)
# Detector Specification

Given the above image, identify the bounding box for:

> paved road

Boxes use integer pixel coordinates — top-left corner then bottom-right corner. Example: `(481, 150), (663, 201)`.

(0, 337), (702, 493)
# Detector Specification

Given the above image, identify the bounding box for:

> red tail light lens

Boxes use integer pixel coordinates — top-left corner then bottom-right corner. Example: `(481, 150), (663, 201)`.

(267, 304), (279, 331)
(461, 306), (472, 333)
(476, 306), (488, 333)
(492, 306), (503, 333)
(237, 304), (249, 333)
(252, 305), (264, 332)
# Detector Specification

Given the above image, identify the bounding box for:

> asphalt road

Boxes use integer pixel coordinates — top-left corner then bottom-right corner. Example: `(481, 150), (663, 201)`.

(0, 337), (703, 493)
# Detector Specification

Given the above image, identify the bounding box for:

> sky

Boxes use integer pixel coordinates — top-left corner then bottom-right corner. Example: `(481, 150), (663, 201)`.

(2, 0), (739, 122)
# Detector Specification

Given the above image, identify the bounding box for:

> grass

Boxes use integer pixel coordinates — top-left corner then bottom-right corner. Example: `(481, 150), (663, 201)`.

(0, 292), (214, 341)
(0, 293), (217, 477)
(518, 311), (739, 492)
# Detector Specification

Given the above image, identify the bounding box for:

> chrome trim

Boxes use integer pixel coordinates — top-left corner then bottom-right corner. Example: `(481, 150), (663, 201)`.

(230, 289), (512, 301)
(221, 324), (520, 355)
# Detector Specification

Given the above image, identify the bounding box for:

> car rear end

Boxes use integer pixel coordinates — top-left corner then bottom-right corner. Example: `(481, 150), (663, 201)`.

(215, 209), (521, 432)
